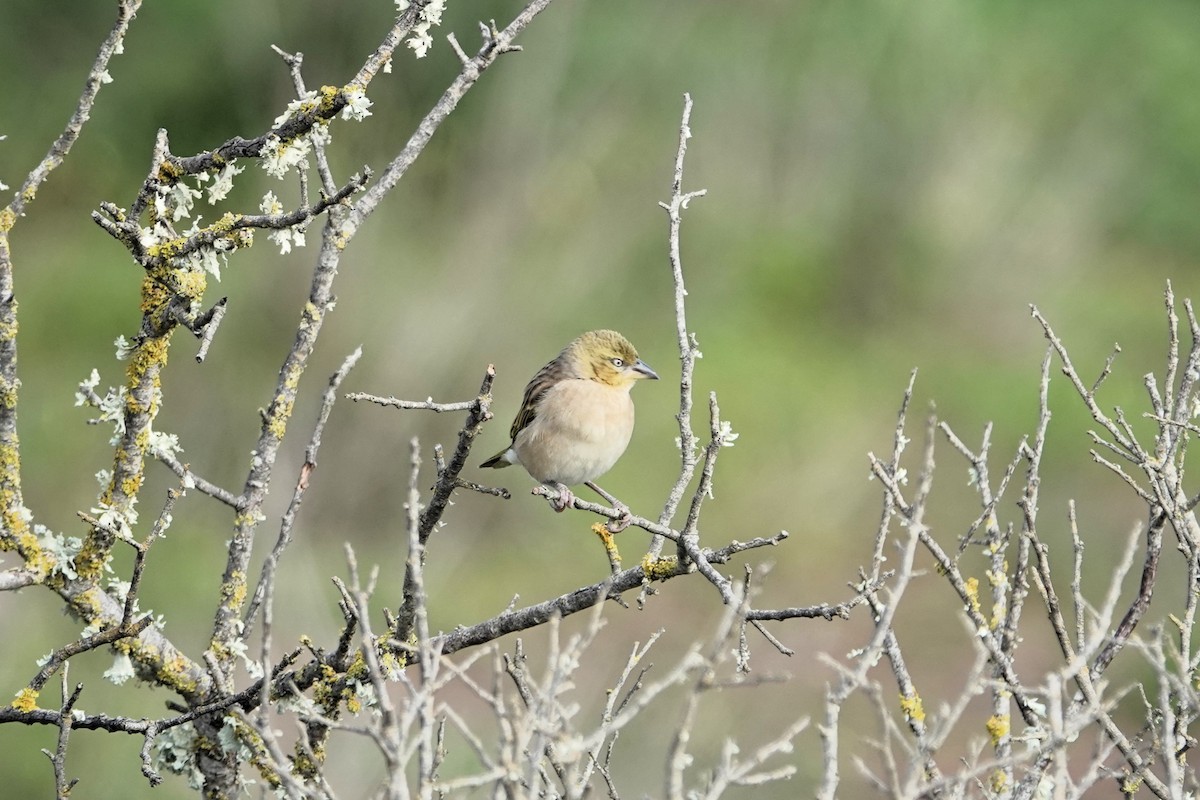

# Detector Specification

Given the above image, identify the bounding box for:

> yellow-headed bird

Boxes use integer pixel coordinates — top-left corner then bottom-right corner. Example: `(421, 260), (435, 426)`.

(481, 330), (658, 512)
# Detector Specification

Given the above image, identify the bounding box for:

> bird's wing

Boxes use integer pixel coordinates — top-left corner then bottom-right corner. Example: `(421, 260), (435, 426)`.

(509, 357), (562, 440)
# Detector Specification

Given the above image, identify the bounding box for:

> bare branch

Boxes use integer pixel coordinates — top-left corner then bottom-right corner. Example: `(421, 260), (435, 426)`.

(244, 347), (363, 635)
(646, 92), (708, 583)
(345, 392), (474, 412)
(0, 568), (38, 591)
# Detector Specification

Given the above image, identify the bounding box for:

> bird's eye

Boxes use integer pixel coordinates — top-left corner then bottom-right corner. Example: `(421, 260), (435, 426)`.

(611, 357), (625, 368)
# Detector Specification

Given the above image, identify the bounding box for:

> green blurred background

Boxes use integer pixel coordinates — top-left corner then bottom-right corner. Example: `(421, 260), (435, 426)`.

(2, 0), (1199, 796)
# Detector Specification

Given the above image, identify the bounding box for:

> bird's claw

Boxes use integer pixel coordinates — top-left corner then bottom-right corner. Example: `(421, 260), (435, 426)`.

(550, 484), (574, 512)
(606, 502), (633, 533)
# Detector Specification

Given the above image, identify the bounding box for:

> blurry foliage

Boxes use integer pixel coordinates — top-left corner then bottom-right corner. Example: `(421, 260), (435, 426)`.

(2, 0), (1200, 796)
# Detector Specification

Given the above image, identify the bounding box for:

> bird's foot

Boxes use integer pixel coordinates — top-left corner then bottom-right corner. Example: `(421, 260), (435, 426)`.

(606, 501), (633, 533)
(549, 483), (574, 512)
(584, 480), (633, 532)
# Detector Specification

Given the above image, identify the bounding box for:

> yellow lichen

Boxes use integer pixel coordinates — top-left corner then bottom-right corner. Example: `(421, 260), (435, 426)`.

(219, 570), (247, 609)
(284, 359), (305, 389)
(266, 398), (293, 440)
(159, 656), (200, 695)
(127, 334), (171, 386)
(212, 212), (239, 231)
(0, 437), (20, 475)
(69, 586), (105, 620)
(985, 713), (1009, 744)
(73, 531), (112, 581)
(319, 85), (341, 110)
(292, 749), (319, 780)
(233, 509), (262, 529)
(0, 454), (37, 561)
(0, 377), (19, 410)
(120, 472), (144, 499)
(156, 161), (183, 182)
(236, 721), (283, 789)
(21, 540), (52, 579)
(591, 523), (621, 564)
(145, 237), (185, 262)
(0, 315), (18, 342)
(310, 664), (339, 709)
(378, 647), (406, 675)
(121, 636), (200, 697)
(345, 650), (368, 681)
(640, 554), (678, 580)
(989, 769), (1008, 794)
(11, 687), (38, 712)
(964, 576), (981, 616)
(172, 269), (207, 301)
(0, 208), (16, 233)
(899, 693), (925, 723)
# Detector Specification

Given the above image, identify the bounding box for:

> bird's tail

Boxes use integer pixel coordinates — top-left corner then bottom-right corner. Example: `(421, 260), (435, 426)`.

(479, 450), (511, 469)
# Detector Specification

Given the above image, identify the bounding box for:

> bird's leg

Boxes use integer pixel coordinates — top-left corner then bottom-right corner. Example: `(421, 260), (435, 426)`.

(585, 480), (633, 533)
(546, 482), (574, 512)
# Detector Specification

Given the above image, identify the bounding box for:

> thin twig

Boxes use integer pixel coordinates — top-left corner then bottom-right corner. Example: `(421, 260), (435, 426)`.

(243, 347), (363, 635)
(644, 92), (708, 585)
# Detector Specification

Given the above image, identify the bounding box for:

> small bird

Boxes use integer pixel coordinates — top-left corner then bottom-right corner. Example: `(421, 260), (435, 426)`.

(480, 330), (659, 513)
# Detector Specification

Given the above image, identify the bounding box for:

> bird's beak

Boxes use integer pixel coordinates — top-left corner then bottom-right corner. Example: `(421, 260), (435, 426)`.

(633, 359), (660, 380)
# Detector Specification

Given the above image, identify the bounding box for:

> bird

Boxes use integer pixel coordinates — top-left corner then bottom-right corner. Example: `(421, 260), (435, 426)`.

(480, 329), (659, 515)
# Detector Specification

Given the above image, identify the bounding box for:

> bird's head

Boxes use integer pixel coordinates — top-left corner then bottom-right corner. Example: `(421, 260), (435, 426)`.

(570, 330), (660, 388)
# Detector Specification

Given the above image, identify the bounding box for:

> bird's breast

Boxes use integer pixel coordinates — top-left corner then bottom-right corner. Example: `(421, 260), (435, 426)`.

(513, 379), (636, 485)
